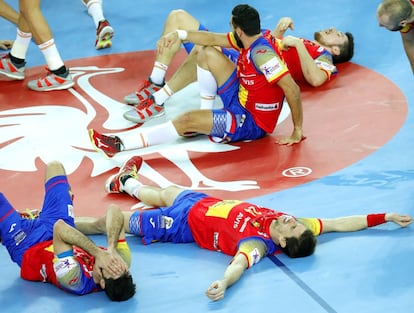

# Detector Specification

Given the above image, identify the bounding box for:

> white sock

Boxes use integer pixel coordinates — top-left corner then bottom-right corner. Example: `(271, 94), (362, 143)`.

(150, 61), (168, 85)
(197, 65), (217, 109)
(38, 39), (64, 71)
(123, 178), (143, 198)
(86, 0), (105, 27)
(10, 29), (32, 60)
(121, 121), (179, 149)
(153, 83), (173, 105)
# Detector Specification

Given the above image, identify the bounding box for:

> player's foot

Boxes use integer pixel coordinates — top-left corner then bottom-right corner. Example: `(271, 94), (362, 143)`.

(27, 69), (75, 91)
(18, 209), (40, 219)
(0, 54), (25, 80)
(123, 78), (164, 105)
(123, 95), (165, 123)
(95, 19), (114, 50)
(105, 156), (143, 193)
(89, 128), (124, 158)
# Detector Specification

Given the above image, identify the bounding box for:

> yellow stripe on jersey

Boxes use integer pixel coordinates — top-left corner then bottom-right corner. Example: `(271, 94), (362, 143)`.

(205, 200), (242, 219)
(297, 217), (322, 236)
(117, 240), (131, 266)
(234, 238), (267, 268)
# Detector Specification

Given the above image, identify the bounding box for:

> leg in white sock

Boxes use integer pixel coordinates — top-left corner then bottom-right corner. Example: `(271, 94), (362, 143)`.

(197, 65), (217, 109)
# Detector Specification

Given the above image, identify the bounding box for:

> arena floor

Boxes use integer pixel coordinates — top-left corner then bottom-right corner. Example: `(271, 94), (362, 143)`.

(0, 1), (413, 312)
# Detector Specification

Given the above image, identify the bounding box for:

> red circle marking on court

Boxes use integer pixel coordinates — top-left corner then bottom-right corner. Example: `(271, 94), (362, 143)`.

(0, 51), (407, 215)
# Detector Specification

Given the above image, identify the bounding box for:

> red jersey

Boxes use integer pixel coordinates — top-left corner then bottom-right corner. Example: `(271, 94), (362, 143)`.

(227, 31), (290, 133)
(188, 196), (289, 256)
(20, 240), (99, 295)
(278, 38), (337, 82)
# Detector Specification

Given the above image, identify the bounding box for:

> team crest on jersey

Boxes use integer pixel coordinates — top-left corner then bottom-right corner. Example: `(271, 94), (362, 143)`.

(0, 52), (407, 215)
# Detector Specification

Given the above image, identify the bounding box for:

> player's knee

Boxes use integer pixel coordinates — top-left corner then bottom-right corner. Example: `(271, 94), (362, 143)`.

(161, 186), (183, 206)
(197, 46), (222, 68)
(168, 9), (191, 28)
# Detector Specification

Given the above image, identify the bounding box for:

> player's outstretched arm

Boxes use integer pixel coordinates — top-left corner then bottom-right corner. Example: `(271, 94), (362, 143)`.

(205, 253), (248, 301)
(320, 213), (412, 234)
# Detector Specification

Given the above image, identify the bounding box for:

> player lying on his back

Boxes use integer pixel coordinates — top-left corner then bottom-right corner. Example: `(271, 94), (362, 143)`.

(75, 156), (412, 301)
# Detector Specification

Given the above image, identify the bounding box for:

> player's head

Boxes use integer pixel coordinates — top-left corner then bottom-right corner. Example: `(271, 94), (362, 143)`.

(280, 229), (316, 258)
(377, 0), (413, 31)
(103, 271), (136, 301)
(270, 215), (317, 258)
(231, 4), (261, 37)
(314, 28), (354, 64)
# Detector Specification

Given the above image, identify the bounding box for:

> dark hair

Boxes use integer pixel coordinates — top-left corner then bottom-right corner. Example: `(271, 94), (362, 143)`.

(231, 4), (261, 36)
(280, 229), (317, 258)
(332, 32), (354, 64)
(104, 272), (136, 301)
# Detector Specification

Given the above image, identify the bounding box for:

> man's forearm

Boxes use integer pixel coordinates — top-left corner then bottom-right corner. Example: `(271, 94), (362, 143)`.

(178, 29), (231, 48)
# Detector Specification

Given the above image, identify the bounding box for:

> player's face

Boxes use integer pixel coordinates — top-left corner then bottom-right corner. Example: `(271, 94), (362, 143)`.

(314, 28), (348, 47)
(274, 215), (308, 239)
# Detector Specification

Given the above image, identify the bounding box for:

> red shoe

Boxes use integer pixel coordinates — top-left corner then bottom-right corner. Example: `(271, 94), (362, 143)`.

(89, 128), (124, 158)
(95, 19), (114, 50)
(105, 156), (143, 193)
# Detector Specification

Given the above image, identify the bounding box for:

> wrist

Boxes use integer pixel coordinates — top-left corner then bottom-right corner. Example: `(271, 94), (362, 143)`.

(367, 213), (386, 227)
(176, 29), (188, 40)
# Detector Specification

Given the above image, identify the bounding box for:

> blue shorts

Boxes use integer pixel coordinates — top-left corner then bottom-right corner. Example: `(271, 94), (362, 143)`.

(210, 70), (266, 143)
(182, 24), (265, 143)
(0, 175), (74, 266)
(129, 190), (207, 245)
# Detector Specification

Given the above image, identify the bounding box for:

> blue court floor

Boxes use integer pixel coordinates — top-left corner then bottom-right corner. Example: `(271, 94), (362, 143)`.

(0, 0), (413, 312)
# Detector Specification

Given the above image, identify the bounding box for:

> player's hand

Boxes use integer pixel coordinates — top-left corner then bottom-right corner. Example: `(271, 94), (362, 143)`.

(95, 250), (128, 278)
(206, 280), (227, 301)
(281, 35), (301, 50)
(0, 40), (13, 50)
(275, 17), (294, 37)
(385, 213), (413, 227)
(157, 31), (179, 55)
(276, 128), (305, 146)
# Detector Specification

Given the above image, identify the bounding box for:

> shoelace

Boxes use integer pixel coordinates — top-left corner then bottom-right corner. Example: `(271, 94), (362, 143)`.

(135, 97), (153, 111)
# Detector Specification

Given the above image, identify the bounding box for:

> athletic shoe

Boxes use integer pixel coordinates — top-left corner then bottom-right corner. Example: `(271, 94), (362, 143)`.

(123, 95), (165, 123)
(95, 19), (114, 50)
(27, 69), (75, 91)
(89, 128), (124, 158)
(123, 78), (164, 105)
(105, 156), (143, 193)
(0, 54), (25, 80)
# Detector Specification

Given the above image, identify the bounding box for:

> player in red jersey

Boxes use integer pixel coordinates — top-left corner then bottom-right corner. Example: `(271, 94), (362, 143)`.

(0, 161), (135, 301)
(75, 156), (413, 301)
(377, 0), (414, 72)
(89, 4), (305, 157)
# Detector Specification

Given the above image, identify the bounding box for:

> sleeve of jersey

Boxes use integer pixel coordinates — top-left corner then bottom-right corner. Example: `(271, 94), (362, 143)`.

(251, 44), (289, 84)
(116, 239), (131, 267)
(53, 255), (98, 295)
(227, 32), (241, 51)
(314, 52), (337, 80)
(233, 238), (267, 269)
(297, 217), (323, 236)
